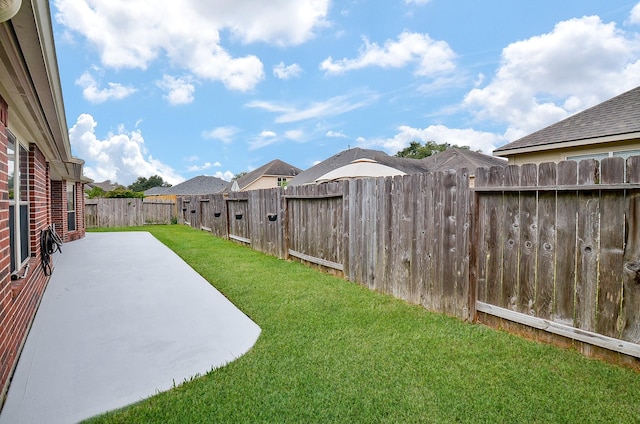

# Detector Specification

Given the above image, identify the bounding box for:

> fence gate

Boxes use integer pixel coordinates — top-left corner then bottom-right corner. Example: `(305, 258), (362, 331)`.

(285, 184), (345, 272)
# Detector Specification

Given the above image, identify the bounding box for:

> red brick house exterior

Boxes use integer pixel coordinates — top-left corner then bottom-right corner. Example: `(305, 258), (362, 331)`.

(0, 0), (87, 404)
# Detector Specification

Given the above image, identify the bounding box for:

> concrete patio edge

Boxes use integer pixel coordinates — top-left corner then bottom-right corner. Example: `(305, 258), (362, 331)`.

(0, 231), (261, 424)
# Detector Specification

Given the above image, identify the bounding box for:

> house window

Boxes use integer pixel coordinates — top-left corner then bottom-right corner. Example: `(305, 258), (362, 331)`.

(567, 150), (640, 180)
(67, 182), (76, 231)
(566, 152), (609, 163)
(567, 150), (640, 163)
(613, 149), (640, 161)
(277, 177), (287, 187)
(7, 132), (30, 273)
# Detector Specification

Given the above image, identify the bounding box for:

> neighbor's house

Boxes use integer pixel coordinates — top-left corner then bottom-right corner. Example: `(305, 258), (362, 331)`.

(421, 147), (506, 186)
(0, 0), (88, 402)
(289, 147), (431, 186)
(160, 175), (228, 224)
(225, 159), (302, 192)
(159, 175), (228, 197)
(493, 86), (640, 165)
(422, 147), (506, 172)
(289, 147), (503, 186)
(85, 179), (121, 194)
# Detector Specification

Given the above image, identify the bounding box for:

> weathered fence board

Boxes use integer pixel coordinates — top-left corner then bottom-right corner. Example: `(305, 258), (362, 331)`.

(421, 172), (435, 312)
(248, 188), (285, 257)
(597, 158), (626, 338)
(454, 169), (471, 318)
(536, 162), (556, 319)
(554, 161), (578, 326)
(501, 165), (520, 311)
(227, 194), (250, 244)
(575, 160), (600, 334)
(85, 198), (175, 227)
(210, 195), (229, 237)
(474, 157), (640, 359)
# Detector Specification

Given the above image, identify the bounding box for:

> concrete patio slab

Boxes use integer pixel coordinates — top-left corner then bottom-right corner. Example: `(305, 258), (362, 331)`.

(0, 231), (261, 424)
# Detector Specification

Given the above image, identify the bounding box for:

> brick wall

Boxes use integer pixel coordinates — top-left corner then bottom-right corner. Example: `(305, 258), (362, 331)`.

(29, 145), (48, 254)
(50, 179), (85, 243)
(0, 95), (11, 402)
(66, 180), (85, 242)
(50, 180), (64, 236)
(0, 98), (55, 404)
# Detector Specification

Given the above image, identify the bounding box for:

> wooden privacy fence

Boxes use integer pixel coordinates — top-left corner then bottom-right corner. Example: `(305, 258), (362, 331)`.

(176, 156), (640, 363)
(85, 198), (176, 228)
(179, 171), (472, 321)
(473, 156), (640, 360)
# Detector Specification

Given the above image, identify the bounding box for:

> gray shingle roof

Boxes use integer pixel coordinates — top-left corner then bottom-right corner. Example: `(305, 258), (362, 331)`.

(144, 186), (170, 196)
(494, 86), (640, 154)
(86, 180), (120, 192)
(225, 159), (302, 192)
(162, 175), (229, 195)
(422, 148), (506, 172)
(288, 147), (431, 186)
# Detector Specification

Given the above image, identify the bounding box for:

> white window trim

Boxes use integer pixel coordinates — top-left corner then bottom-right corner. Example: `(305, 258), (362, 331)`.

(8, 131), (30, 272)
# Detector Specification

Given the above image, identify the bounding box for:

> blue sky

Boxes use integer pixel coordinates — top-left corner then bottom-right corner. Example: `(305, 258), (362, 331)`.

(51, 0), (640, 186)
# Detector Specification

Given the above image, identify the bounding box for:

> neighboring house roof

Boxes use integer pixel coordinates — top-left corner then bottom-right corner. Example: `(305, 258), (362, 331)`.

(225, 159), (302, 192)
(494, 86), (640, 157)
(315, 159), (406, 183)
(422, 148), (506, 172)
(289, 147), (430, 186)
(144, 186), (170, 196)
(162, 175), (229, 195)
(86, 180), (121, 192)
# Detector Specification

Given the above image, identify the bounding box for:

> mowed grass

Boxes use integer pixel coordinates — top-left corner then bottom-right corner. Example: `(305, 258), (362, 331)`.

(87, 225), (640, 423)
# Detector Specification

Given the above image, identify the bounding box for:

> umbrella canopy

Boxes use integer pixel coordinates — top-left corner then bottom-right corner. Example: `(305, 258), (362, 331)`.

(315, 158), (406, 183)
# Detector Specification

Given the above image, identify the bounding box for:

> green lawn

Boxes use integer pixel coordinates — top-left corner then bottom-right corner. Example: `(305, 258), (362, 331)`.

(87, 225), (640, 423)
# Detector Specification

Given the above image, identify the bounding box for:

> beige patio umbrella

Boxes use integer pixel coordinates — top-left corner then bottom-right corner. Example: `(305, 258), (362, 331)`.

(314, 158), (406, 183)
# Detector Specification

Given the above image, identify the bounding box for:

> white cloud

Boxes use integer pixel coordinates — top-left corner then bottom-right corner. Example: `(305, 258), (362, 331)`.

(320, 31), (456, 77)
(69, 113), (184, 185)
(464, 16), (640, 139)
(75, 71), (136, 103)
(360, 124), (504, 155)
(246, 93), (377, 123)
(273, 62), (303, 79)
(190, 0), (329, 46)
(405, 0), (430, 4)
(631, 2), (640, 24)
(212, 170), (235, 181)
(202, 126), (239, 144)
(157, 74), (195, 105)
(54, 0), (329, 92)
(285, 129), (304, 140)
(186, 162), (213, 172)
(249, 130), (279, 150)
(326, 130), (347, 138)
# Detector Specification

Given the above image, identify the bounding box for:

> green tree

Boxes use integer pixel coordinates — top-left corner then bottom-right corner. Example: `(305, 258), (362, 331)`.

(128, 175), (171, 192)
(86, 186), (106, 199)
(105, 187), (144, 198)
(395, 140), (468, 159)
(232, 172), (247, 180)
